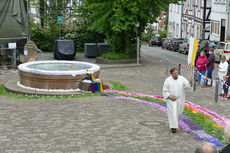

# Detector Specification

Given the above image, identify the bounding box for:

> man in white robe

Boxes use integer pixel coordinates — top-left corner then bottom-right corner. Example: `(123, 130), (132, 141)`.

(163, 68), (192, 133)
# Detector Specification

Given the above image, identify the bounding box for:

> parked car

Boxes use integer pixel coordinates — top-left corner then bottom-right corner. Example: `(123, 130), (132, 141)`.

(162, 38), (172, 50)
(215, 42), (230, 61)
(179, 39), (189, 54)
(162, 38), (168, 49)
(169, 38), (184, 51)
(168, 38), (177, 51)
(214, 42), (225, 62)
(149, 36), (162, 47)
(198, 40), (217, 58)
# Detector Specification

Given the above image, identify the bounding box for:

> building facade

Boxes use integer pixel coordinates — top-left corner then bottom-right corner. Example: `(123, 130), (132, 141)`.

(168, 0), (230, 42)
(168, 3), (183, 38)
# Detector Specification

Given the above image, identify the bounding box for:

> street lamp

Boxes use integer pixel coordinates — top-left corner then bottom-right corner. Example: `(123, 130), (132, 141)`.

(135, 22), (140, 64)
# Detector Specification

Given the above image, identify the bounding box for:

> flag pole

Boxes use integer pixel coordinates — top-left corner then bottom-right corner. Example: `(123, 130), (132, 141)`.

(193, 66), (196, 91)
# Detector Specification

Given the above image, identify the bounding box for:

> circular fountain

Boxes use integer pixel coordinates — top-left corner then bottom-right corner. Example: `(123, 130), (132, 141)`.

(17, 60), (100, 90)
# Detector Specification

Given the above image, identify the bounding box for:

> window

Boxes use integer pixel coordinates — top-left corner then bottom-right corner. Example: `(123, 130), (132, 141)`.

(211, 21), (220, 35)
(177, 5), (180, 14)
(226, 44), (230, 50)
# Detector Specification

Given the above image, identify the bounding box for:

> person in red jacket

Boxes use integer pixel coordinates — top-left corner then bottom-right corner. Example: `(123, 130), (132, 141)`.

(204, 48), (215, 87)
(196, 51), (207, 85)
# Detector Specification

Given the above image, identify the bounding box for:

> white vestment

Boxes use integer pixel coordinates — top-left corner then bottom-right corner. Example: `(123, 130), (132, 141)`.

(218, 61), (228, 94)
(163, 75), (191, 128)
(218, 61), (228, 81)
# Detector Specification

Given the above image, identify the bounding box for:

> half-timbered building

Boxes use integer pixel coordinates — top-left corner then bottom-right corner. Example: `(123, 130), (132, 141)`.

(168, 0), (230, 41)
(181, 0), (211, 40)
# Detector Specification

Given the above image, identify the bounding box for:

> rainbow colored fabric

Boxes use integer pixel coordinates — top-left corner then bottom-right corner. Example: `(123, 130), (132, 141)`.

(88, 75), (228, 146)
(89, 73), (105, 93)
(100, 90), (228, 146)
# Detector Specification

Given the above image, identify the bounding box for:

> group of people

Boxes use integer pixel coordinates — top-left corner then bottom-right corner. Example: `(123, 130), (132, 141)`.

(196, 49), (230, 100)
(163, 67), (230, 152)
(195, 49), (215, 87)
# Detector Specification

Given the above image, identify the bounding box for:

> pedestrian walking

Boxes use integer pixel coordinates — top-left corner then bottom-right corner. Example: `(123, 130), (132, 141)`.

(196, 51), (207, 86)
(163, 67), (193, 133)
(204, 48), (215, 87)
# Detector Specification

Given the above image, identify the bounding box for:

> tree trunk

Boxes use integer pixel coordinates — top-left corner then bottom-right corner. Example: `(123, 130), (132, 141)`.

(125, 34), (129, 57)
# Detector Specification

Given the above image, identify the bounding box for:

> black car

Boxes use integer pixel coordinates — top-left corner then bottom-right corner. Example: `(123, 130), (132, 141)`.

(169, 38), (184, 51)
(149, 36), (162, 47)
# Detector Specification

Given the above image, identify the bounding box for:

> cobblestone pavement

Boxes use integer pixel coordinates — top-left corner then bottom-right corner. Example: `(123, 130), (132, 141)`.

(0, 53), (229, 153)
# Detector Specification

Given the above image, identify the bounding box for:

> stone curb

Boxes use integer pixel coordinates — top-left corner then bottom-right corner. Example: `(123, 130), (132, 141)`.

(99, 63), (142, 69)
(96, 57), (137, 64)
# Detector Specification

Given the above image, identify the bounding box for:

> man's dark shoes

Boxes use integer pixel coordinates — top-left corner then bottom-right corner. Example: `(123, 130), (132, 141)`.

(171, 128), (176, 133)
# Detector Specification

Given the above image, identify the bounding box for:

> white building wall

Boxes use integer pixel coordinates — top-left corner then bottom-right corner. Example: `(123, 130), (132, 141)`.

(168, 3), (182, 38)
(168, 0), (230, 40)
(210, 0), (228, 41)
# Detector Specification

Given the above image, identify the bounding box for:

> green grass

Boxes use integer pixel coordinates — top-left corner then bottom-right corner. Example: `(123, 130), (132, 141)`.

(0, 80), (129, 99)
(110, 81), (128, 91)
(0, 84), (98, 99)
(101, 52), (128, 60)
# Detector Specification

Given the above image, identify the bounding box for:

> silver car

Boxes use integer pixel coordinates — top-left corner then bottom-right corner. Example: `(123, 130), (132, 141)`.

(179, 39), (189, 54)
(162, 38), (172, 50)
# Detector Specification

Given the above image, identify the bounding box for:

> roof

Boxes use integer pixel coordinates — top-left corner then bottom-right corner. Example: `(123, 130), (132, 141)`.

(159, 11), (167, 18)
(159, 18), (166, 28)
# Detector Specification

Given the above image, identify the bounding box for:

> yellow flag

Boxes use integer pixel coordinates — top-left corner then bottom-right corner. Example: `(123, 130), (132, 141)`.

(190, 39), (199, 67)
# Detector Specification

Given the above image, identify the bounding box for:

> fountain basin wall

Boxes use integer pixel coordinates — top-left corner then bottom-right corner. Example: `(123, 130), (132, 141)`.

(18, 61), (100, 89)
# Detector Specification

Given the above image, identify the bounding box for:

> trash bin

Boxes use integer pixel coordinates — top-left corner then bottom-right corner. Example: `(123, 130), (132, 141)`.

(84, 43), (97, 58)
(54, 40), (75, 60)
(97, 43), (109, 57)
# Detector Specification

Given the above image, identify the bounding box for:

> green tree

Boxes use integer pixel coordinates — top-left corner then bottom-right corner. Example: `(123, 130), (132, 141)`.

(164, 15), (168, 31)
(35, 0), (73, 27)
(76, 0), (178, 57)
(30, 0), (78, 51)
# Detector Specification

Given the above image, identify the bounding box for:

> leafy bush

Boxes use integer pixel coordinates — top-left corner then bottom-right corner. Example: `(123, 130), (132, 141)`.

(30, 20), (59, 52)
(159, 29), (167, 38)
(30, 17), (105, 53)
(62, 19), (105, 52)
(106, 34), (125, 54)
(141, 33), (155, 41)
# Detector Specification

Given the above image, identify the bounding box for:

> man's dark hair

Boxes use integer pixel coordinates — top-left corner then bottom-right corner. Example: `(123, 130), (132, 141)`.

(170, 67), (178, 74)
